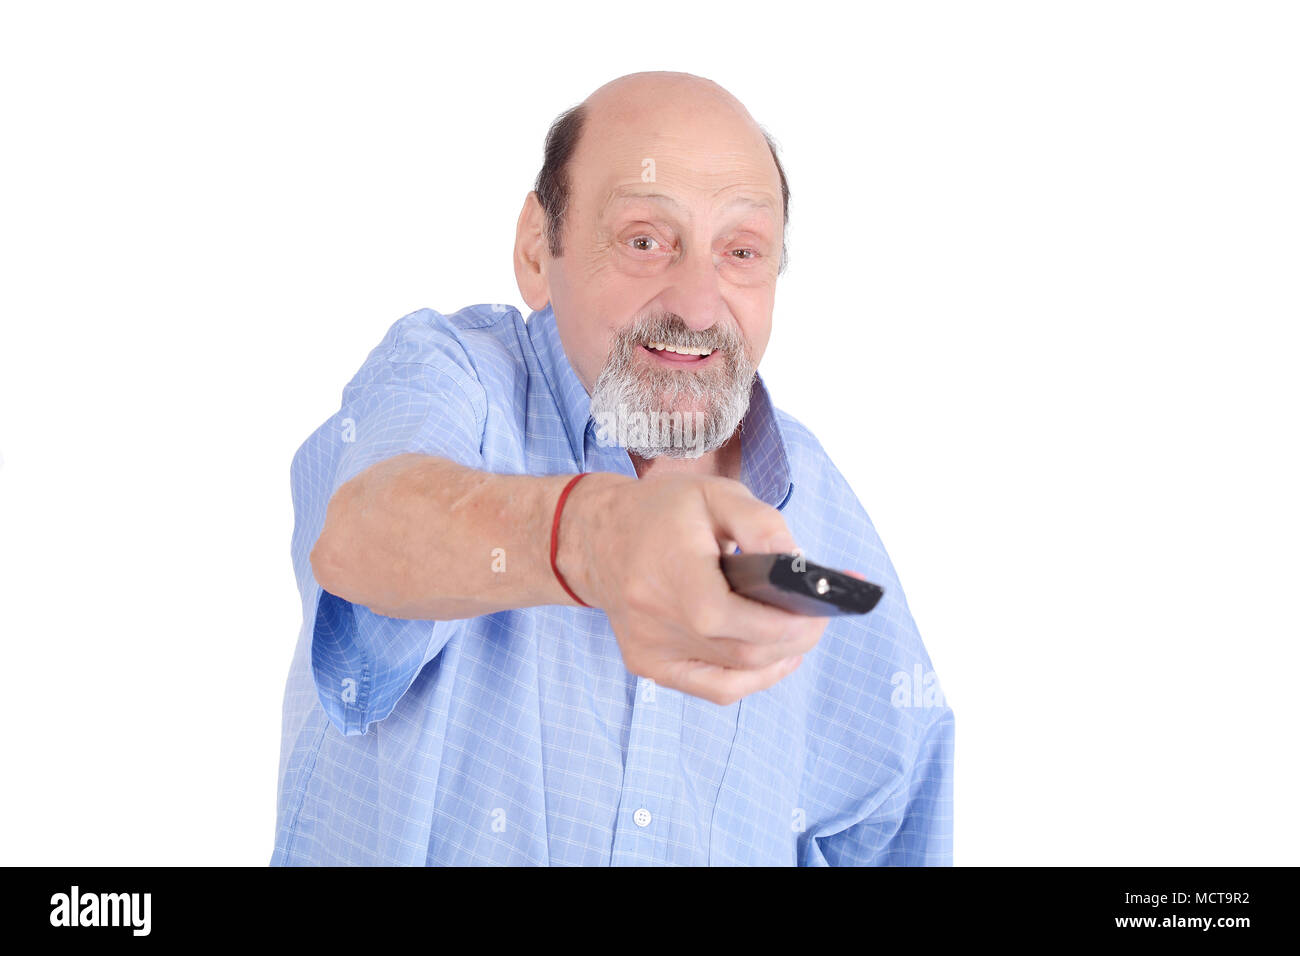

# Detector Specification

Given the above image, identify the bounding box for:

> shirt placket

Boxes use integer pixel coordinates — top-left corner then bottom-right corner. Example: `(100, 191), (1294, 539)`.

(609, 677), (686, 865)
(581, 431), (693, 865)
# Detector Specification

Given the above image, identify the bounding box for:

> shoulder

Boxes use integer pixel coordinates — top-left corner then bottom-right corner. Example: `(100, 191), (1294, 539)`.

(377, 304), (526, 376)
(347, 303), (529, 420)
(769, 403), (903, 603)
(773, 406), (824, 464)
(773, 406), (880, 539)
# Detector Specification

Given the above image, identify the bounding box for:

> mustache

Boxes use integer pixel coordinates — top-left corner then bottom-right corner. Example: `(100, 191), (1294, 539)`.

(611, 312), (747, 358)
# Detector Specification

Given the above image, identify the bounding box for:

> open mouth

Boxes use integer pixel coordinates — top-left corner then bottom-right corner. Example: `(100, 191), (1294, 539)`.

(641, 341), (718, 367)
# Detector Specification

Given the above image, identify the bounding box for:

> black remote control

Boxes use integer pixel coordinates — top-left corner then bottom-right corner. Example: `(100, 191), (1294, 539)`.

(719, 552), (885, 616)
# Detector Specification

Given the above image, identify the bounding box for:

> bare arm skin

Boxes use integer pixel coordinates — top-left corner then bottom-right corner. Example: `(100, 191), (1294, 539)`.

(310, 453), (829, 705)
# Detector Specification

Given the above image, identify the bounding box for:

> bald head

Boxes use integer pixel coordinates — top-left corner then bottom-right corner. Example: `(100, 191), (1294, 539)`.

(582, 71), (762, 138)
(533, 71), (789, 272)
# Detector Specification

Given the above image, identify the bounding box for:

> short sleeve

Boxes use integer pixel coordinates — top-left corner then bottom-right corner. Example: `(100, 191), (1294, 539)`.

(291, 310), (489, 737)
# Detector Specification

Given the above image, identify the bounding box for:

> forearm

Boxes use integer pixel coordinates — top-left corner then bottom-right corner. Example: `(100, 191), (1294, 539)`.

(309, 453), (632, 619)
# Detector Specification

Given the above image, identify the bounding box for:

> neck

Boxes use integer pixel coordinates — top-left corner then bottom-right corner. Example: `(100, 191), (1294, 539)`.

(630, 430), (743, 482)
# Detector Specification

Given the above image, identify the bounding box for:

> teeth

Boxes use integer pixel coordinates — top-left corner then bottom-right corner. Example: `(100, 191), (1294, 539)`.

(646, 341), (714, 356)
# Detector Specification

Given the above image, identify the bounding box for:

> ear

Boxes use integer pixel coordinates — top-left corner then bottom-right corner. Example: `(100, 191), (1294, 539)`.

(513, 191), (551, 312)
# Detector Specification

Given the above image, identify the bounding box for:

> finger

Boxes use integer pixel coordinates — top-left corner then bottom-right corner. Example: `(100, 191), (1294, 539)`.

(702, 481), (797, 555)
(701, 626), (826, 670)
(666, 653), (805, 707)
(698, 576), (829, 645)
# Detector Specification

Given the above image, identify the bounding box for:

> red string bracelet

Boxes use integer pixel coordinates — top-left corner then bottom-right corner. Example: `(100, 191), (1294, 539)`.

(550, 472), (592, 608)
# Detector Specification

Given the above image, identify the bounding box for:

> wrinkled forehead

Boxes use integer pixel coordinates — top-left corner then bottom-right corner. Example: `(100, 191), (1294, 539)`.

(572, 112), (783, 229)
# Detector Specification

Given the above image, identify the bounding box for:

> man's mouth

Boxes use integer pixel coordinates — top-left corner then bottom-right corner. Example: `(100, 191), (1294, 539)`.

(641, 341), (719, 367)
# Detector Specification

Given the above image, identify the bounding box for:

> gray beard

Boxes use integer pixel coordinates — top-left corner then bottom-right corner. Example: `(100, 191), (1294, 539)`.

(588, 313), (756, 460)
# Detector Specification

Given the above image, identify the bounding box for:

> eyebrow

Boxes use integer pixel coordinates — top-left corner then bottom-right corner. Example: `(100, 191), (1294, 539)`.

(604, 187), (777, 218)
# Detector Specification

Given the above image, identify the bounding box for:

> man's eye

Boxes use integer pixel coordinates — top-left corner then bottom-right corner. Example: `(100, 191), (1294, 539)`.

(629, 236), (658, 252)
(731, 248), (758, 260)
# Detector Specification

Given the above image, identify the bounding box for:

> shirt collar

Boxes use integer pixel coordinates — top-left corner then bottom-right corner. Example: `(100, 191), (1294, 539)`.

(526, 302), (794, 510)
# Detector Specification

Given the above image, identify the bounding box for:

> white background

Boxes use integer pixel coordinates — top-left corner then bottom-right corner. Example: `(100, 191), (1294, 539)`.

(1, 1), (1296, 866)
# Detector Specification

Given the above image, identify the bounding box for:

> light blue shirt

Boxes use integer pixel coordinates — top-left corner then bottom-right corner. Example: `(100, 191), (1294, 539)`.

(272, 302), (954, 866)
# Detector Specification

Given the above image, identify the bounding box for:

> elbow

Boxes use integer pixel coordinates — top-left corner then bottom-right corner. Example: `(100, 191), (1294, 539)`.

(309, 477), (404, 615)
(308, 461), (438, 618)
(310, 488), (356, 600)
(310, 524), (346, 599)
(310, 528), (406, 619)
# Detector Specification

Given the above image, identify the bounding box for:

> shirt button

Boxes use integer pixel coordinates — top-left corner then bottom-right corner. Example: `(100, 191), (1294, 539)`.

(633, 808), (652, 828)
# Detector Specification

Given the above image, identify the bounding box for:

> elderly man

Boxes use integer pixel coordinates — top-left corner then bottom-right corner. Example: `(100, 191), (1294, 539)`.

(272, 71), (953, 866)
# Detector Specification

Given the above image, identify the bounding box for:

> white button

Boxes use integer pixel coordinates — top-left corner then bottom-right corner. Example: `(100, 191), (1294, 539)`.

(633, 808), (652, 828)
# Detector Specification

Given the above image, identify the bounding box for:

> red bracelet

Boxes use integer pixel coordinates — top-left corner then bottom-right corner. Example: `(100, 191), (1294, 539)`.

(550, 472), (592, 608)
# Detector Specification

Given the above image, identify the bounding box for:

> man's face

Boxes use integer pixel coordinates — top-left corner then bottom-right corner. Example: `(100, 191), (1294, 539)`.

(541, 90), (784, 458)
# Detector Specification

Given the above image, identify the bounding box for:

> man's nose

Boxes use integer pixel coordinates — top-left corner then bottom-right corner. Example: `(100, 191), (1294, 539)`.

(661, 246), (725, 332)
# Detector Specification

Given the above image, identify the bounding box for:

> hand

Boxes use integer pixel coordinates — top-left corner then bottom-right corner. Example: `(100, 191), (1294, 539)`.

(557, 472), (831, 706)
